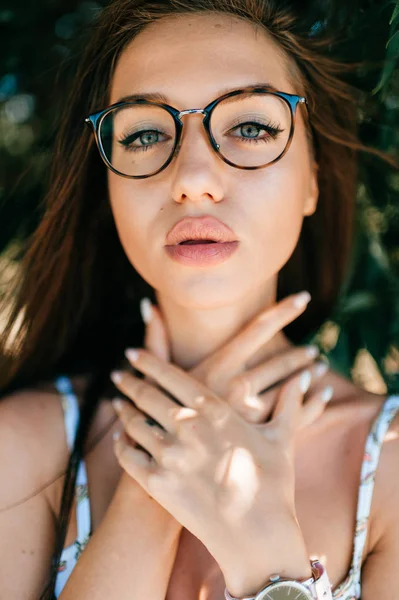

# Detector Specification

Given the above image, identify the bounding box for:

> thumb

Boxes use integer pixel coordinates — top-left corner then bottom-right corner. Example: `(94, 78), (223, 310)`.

(140, 297), (171, 363)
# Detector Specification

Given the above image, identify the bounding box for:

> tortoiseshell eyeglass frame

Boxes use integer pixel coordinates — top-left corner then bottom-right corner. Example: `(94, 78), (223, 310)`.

(85, 86), (308, 179)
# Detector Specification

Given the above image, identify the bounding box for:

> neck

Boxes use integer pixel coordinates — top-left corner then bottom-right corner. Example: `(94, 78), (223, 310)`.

(154, 280), (293, 372)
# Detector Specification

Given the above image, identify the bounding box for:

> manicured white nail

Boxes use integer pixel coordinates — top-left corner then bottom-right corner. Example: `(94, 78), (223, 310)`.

(112, 398), (123, 412)
(193, 395), (206, 406)
(140, 297), (152, 324)
(299, 370), (312, 394)
(305, 345), (319, 359)
(110, 370), (123, 384)
(315, 361), (329, 378)
(293, 291), (311, 308)
(125, 348), (139, 362)
(321, 386), (334, 403)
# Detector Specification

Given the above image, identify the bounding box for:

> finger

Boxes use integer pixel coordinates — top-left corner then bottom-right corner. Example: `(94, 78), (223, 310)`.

(141, 298), (170, 389)
(113, 428), (155, 489)
(247, 344), (321, 393)
(227, 345), (321, 411)
(299, 385), (334, 428)
(195, 291), (311, 379)
(141, 298), (171, 363)
(112, 397), (168, 463)
(230, 359), (329, 424)
(123, 348), (214, 410)
(110, 370), (180, 434)
(271, 369), (312, 435)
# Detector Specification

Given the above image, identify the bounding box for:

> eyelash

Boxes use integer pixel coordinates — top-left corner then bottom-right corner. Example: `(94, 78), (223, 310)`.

(118, 121), (284, 153)
(229, 121), (283, 143)
(119, 130), (164, 153)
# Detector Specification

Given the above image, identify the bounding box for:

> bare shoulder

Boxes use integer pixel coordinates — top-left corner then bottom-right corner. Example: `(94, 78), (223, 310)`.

(0, 374), (119, 519)
(330, 378), (399, 544)
(0, 379), (78, 597)
(0, 374), (93, 505)
(321, 375), (399, 560)
(366, 391), (399, 541)
(353, 390), (399, 597)
(0, 381), (71, 507)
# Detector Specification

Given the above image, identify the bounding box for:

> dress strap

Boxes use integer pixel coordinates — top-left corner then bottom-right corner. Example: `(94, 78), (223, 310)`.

(351, 394), (399, 594)
(54, 376), (92, 547)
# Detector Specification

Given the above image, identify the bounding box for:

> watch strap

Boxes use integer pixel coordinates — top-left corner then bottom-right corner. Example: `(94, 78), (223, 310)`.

(310, 560), (333, 599)
(224, 559), (333, 600)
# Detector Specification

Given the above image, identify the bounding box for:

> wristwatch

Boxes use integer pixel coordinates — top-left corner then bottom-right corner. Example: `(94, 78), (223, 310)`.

(224, 559), (333, 600)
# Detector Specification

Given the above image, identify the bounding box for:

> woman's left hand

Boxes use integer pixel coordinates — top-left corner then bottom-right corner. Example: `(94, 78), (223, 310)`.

(111, 348), (314, 598)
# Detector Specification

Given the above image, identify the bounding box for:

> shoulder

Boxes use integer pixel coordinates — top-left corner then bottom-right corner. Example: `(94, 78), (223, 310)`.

(325, 383), (399, 565)
(368, 394), (399, 542)
(357, 394), (399, 597)
(0, 378), (89, 597)
(333, 386), (399, 557)
(0, 375), (90, 508)
(0, 382), (68, 506)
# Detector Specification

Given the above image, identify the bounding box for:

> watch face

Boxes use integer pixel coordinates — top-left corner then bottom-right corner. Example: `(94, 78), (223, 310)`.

(257, 580), (313, 600)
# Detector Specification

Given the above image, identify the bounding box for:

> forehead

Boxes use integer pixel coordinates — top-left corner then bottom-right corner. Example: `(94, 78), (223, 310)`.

(109, 13), (295, 107)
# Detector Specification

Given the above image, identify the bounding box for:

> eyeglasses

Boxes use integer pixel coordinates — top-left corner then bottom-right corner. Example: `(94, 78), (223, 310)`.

(85, 86), (308, 179)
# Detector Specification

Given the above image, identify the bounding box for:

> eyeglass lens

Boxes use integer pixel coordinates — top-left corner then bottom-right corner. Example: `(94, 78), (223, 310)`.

(99, 92), (292, 177)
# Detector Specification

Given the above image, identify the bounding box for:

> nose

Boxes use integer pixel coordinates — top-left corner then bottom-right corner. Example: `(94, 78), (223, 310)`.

(169, 110), (225, 205)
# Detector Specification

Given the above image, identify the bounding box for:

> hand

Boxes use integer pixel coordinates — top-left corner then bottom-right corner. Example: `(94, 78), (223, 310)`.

(140, 292), (332, 429)
(110, 351), (316, 597)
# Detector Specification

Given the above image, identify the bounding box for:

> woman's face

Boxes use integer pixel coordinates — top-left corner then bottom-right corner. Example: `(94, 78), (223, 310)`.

(107, 13), (318, 310)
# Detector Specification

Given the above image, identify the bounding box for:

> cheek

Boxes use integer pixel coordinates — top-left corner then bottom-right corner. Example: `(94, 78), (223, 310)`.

(243, 157), (308, 269)
(107, 173), (158, 280)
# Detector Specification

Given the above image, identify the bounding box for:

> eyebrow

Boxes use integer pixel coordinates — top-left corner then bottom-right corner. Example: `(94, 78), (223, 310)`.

(115, 82), (281, 105)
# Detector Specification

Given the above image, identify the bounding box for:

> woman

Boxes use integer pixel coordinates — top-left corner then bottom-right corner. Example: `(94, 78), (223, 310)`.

(0, 1), (398, 599)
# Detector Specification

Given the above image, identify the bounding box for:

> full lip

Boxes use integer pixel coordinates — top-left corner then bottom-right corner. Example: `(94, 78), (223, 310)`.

(165, 215), (238, 246)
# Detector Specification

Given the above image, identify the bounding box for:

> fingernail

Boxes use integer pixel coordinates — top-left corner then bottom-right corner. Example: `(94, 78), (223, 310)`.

(293, 291), (311, 308)
(305, 345), (319, 359)
(193, 395), (206, 406)
(140, 297), (152, 324)
(113, 430), (121, 441)
(112, 398), (123, 412)
(299, 370), (312, 393)
(321, 385), (334, 403)
(125, 348), (139, 362)
(110, 370), (123, 384)
(314, 361), (329, 378)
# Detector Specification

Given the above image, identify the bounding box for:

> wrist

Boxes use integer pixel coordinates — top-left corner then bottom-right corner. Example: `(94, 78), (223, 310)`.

(222, 518), (312, 599)
(223, 557), (312, 599)
(224, 559), (332, 600)
(113, 472), (182, 537)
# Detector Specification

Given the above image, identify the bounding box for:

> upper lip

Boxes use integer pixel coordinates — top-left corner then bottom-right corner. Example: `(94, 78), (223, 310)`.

(165, 216), (238, 245)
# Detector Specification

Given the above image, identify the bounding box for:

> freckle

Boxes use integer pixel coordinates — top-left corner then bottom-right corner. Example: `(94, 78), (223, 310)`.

(30, 550), (35, 555)
(22, 549), (26, 554)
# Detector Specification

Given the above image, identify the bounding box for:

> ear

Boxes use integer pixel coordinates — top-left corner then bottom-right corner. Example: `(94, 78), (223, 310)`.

(303, 161), (319, 217)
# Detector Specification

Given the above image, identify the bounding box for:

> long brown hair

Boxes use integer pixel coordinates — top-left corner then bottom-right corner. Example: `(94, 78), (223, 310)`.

(0, 1), (397, 597)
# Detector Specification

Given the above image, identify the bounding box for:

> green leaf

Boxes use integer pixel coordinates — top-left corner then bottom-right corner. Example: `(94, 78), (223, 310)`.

(390, 1), (399, 25)
(386, 30), (399, 52)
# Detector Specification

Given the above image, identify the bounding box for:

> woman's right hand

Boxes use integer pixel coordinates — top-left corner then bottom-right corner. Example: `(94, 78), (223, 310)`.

(140, 292), (332, 431)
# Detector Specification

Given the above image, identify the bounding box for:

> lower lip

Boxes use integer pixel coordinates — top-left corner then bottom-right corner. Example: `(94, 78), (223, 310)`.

(164, 241), (239, 266)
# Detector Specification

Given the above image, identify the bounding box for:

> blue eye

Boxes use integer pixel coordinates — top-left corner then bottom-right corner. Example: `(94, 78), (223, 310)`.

(119, 129), (170, 152)
(230, 121), (284, 143)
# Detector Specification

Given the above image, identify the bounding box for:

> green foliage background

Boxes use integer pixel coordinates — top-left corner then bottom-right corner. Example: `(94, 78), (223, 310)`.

(0, 0), (398, 392)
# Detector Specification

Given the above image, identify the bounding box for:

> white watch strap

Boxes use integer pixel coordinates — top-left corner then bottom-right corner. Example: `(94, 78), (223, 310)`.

(224, 560), (333, 600)
(311, 560), (333, 599)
